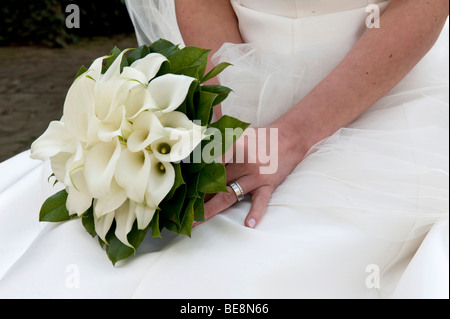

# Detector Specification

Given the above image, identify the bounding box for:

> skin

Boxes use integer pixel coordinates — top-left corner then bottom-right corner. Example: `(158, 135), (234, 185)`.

(175, 0), (449, 228)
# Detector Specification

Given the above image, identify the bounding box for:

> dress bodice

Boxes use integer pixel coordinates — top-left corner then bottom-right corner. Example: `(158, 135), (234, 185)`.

(230, 0), (391, 54)
(237, 0), (389, 18)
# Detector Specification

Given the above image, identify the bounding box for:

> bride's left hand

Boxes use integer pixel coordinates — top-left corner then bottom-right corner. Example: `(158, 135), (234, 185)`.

(200, 122), (309, 228)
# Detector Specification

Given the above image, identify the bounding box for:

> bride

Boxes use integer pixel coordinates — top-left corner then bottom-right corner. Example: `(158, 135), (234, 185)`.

(0, 0), (448, 299)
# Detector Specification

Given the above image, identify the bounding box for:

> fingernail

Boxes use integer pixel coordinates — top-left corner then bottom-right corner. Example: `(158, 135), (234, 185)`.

(248, 218), (256, 229)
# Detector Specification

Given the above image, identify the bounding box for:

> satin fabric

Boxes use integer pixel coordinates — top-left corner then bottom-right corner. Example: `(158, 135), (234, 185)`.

(0, 0), (448, 299)
(238, 0), (389, 18)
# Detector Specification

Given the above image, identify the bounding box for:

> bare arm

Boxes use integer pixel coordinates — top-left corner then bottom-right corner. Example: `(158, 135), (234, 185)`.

(175, 0), (243, 116)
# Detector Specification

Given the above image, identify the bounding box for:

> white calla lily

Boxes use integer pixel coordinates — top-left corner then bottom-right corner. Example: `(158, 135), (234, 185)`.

(66, 168), (92, 217)
(120, 67), (148, 85)
(114, 200), (137, 248)
(129, 53), (167, 83)
(86, 55), (107, 82)
(135, 203), (156, 231)
(84, 137), (122, 198)
(145, 153), (175, 209)
(62, 73), (96, 143)
(147, 74), (196, 113)
(93, 179), (127, 220)
(100, 50), (130, 84)
(30, 121), (88, 188)
(30, 121), (74, 160)
(124, 85), (155, 120)
(93, 78), (130, 121)
(94, 210), (115, 244)
(97, 105), (126, 142)
(151, 112), (207, 162)
(115, 148), (152, 204)
(126, 111), (165, 152)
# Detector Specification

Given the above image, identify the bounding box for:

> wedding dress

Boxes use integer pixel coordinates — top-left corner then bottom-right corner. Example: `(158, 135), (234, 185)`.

(0, 0), (448, 299)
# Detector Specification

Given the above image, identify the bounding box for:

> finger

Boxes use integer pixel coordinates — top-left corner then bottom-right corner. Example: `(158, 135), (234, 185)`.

(245, 185), (273, 229)
(203, 175), (256, 221)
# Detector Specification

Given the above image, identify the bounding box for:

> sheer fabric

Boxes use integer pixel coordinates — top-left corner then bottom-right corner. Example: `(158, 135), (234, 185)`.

(125, 0), (184, 46)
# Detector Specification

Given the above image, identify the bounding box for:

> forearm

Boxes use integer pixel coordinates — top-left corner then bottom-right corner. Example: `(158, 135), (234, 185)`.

(276, 0), (449, 156)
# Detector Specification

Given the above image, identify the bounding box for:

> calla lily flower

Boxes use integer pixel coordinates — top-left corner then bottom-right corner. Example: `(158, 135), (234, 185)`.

(114, 148), (152, 204)
(94, 210), (115, 244)
(30, 121), (87, 198)
(151, 111), (207, 163)
(147, 74), (196, 113)
(145, 153), (175, 210)
(83, 137), (122, 199)
(66, 168), (92, 217)
(114, 199), (138, 248)
(126, 111), (166, 152)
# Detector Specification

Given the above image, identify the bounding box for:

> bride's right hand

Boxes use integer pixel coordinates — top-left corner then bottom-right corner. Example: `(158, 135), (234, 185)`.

(201, 122), (310, 228)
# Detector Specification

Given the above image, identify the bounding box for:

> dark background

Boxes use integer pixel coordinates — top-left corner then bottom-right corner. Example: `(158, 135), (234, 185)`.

(0, 0), (139, 162)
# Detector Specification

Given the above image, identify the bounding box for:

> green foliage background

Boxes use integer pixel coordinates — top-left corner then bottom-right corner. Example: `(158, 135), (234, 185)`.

(0, 0), (135, 47)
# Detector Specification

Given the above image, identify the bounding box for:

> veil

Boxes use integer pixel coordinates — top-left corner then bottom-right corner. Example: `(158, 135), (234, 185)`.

(125, 0), (184, 47)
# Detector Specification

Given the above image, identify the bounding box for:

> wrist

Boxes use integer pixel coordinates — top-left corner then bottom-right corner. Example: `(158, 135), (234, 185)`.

(270, 116), (313, 163)
(270, 102), (339, 161)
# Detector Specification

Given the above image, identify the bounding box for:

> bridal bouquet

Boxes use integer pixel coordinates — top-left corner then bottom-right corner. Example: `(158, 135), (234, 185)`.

(30, 40), (248, 265)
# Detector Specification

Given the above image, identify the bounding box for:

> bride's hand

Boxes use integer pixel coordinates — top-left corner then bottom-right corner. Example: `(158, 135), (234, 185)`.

(201, 122), (309, 228)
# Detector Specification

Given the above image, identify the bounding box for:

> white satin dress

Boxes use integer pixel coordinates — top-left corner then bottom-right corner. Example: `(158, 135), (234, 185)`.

(0, 0), (448, 299)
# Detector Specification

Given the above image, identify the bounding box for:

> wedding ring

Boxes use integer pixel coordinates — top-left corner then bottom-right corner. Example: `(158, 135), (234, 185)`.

(229, 181), (245, 202)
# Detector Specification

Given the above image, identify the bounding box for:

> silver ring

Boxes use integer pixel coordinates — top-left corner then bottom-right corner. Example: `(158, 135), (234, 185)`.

(229, 181), (245, 202)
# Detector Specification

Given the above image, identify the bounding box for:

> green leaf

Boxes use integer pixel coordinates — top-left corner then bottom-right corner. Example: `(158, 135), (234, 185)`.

(174, 64), (202, 79)
(150, 210), (162, 238)
(178, 197), (196, 237)
(159, 184), (187, 227)
(182, 142), (207, 174)
(160, 218), (180, 234)
(209, 115), (251, 157)
(178, 78), (199, 120)
(164, 163), (185, 201)
(149, 39), (180, 57)
(105, 46), (121, 70)
(201, 85), (233, 107)
(185, 172), (200, 199)
(201, 62), (232, 83)
(196, 90), (219, 126)
(168, 46), (210, 79)
(74, 65), (88, 80)
(105, 46), (129, 73)
(81, 205), (96, 238)
(197, 163), (228, 194)
(105, 221), (150, 266)
(194, 195), (206, 222)
(126, 45), (150, 64)
(39, 190), (77, 223)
